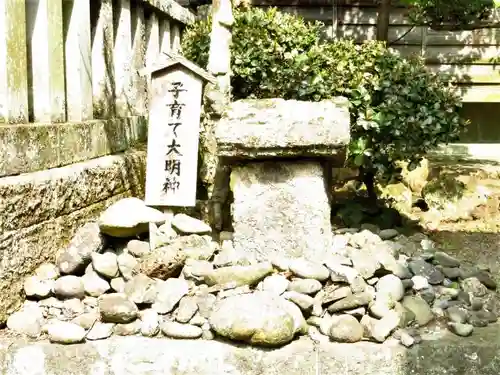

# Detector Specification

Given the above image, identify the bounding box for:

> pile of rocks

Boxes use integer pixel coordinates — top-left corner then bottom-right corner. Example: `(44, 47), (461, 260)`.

(5, 198), (499, 347)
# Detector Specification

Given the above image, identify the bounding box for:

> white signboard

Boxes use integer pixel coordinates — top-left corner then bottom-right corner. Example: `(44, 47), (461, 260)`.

(145, 66), (203, 207)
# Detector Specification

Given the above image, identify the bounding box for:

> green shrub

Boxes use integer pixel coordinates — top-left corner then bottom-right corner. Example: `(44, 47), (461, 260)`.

(404, 0), (495, 28)
(182, 7), (468, 194)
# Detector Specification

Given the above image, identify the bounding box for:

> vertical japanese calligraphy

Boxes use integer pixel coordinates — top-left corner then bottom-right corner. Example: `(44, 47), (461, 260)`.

(163, 81), (187, 194)
(145, 61), (208, 207)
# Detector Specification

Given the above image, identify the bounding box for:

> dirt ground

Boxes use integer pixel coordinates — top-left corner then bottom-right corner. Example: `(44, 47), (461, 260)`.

(414, 156), (500, 284)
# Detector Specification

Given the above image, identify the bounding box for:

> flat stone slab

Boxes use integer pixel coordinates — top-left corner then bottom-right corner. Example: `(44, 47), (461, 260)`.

(215, 98), (350, 162)
(230, 161), (333, 263)
(2, 325), (500, 374)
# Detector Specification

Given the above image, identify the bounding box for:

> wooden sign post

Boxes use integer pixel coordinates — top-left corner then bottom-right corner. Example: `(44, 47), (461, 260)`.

(139, 53), (215, 248)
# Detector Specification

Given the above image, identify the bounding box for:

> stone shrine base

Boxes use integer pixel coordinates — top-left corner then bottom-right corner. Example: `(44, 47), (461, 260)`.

(2, 328), (500, 375)
(230, 161), (333, 262)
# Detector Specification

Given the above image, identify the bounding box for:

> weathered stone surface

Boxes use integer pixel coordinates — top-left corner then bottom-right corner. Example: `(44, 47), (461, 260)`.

(23, 277), (53, 300)
(213, 240), (254, 267)
(371, 311), (400, 342)
(172, 214), (212, 234)
(34, 263), (60, 280)
(133, 243), (187, 280)
(182, 259), (214, 282)
(203, 263), (273, 287)
(124, 274), (157, 305)
(231, 162), (333, 263)
(282, 291), (315, 312)
(329, 315), (363, 343)
(433, 252), (460, 268)
(113, 321), (141, 336)
(3, 327), (500, 374)
(57, 222), (106, 275)
(319, 285), (352, 305)
(262, 274), (290, 295)
(152, 278), (190, 314)
(140, 309), (160, 337)
(161, 321), (203, 339)
(176, 296), (199, 323)
(99, 293), (139, 324)
(448, 322), (474, 337)
(111, 277), (126, 293)
(6, 307), (44, 338)
(6, 323), (500, 375)
(402, 296), (434, 326)
(117, 252), (137, 281)
(215, 98), (350, 160)
(408, 259), (444, 285)
(461, 277), (489, 298)
(98, 198), (166, 238)
(326, 262), (367, 293)
(376, 275), (405, 302)
(82, 271), (111, 297)
(289, 259), (330, 281)
(126, 240), (150, 258)
(92, 252), (119, 279)
(327, 292), (373, 313)
(0, 149), (146, 324)
(287, 279), (322, 295)
(47, 321), (86, 344)
(54, 276), (85, 300)
(71, 312), (100, 329)
(209, 292), (307, 346)
(86, 322), (115, 341)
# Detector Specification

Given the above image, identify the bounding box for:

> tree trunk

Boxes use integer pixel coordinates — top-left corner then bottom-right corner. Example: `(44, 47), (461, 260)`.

(360, 167), (377, 201)
(376, 0), (392, 41)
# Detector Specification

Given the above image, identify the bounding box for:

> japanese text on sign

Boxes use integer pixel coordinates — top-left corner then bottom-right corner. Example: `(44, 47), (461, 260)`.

(162, 81), (186, 195)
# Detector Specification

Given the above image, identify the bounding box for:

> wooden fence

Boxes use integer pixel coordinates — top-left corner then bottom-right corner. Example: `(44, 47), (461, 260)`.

(0, 0), (194, 125)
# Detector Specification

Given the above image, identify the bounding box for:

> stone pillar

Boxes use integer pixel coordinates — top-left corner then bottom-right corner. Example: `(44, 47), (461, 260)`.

(207, 0), (234, 97)
(91, 0), (115, 119)
(0, 0), (29, 123)
(114, 0), (133, 117)
(26, 0), (66, 123)
(201, 0), (234, 230)
(64, 0), (93, 122)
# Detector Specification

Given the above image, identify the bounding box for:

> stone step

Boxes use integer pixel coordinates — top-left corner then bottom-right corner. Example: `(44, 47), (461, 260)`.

(2, 326), (500, 374)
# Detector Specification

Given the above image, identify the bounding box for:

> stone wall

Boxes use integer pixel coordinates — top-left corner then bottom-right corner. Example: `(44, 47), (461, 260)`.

(0, 148), (146, 324)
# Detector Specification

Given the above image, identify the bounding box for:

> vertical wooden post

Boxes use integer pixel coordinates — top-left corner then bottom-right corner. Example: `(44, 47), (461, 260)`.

(146, 12), (160, 67)
(27, 0), (66, 123)
(64, 0), (93, 121)
(160, 18), (171, 54)
(331, 0), (338, 39)
(132, 3), (146, 115)
(145, 12), (160, 111)
(114, 0), (133, 117)
(0, 0), (29, 123)
(171, 23), (181, 53)
(92, 0), (115, 119)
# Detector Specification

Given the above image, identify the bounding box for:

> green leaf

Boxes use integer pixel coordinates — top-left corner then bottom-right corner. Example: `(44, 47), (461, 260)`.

(354, 154), (365, 167)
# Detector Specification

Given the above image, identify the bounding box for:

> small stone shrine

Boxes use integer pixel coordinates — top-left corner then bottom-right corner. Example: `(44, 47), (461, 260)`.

(215, 98), (351, 263)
